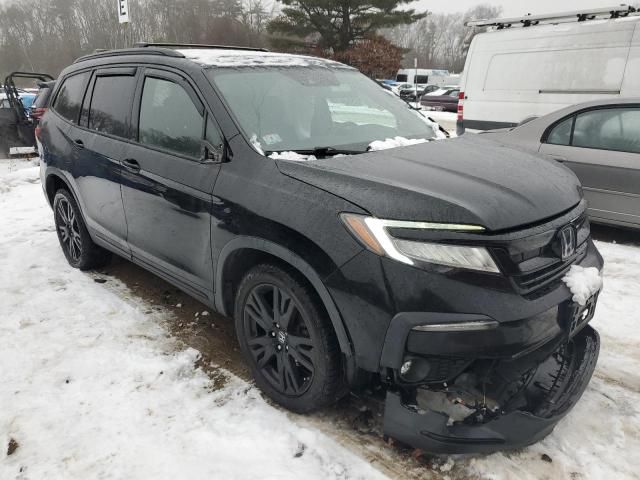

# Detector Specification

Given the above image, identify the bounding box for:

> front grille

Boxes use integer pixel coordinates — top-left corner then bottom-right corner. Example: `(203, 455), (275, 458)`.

(513, 242), (587, 299)
(489, 212), (590, 299)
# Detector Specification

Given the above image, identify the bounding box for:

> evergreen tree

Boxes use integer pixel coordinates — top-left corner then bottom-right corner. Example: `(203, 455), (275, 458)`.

(268, 0), (425, 52)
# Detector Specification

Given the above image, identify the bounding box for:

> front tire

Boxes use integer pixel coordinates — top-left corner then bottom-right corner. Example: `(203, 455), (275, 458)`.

(53, 189), (111, 270)
(234, 263), (345, 413)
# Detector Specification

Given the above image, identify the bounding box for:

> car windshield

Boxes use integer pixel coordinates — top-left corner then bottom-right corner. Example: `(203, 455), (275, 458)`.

(207, 66), (438, 155)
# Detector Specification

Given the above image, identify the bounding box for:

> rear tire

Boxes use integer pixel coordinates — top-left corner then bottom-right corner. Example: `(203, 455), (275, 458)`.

(234, 263), (345, 413)
(53, 189), (111, 270)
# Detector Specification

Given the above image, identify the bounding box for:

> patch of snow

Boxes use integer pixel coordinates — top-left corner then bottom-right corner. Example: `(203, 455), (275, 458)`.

(177, 49), (351, 70)
(249, 134), (264, 155)
(562, 265), (603, 306)
(0, 164), (40, 193)
(368, 136), (429, 151)
(0, 167), (385, 480)
(269, 151), (317, 162)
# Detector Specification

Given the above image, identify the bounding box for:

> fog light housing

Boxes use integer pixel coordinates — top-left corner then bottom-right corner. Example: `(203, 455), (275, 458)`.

(399, 356), (432, 383)
(401, 360), (413, 376)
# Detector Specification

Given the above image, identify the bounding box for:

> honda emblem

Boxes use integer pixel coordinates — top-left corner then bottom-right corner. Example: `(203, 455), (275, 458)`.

(559, 226), (576, 260)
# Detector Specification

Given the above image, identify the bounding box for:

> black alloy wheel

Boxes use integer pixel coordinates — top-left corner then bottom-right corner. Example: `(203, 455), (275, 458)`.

(235, 264), (345, 412)
(244, 283), (315, 396)
(52, 189), (111, 270)
(55, 195), (82, 262)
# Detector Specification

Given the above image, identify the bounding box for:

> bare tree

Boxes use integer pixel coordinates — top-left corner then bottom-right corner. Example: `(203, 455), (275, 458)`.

(385, 4), (502, 73)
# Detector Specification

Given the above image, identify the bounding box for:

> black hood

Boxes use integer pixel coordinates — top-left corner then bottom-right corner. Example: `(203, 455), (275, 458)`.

(276, 135), (582, 232)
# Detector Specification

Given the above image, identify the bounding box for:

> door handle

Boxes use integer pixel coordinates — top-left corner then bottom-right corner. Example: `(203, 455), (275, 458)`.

(73, 139), (84, 149)
(122, 158), (141, 172)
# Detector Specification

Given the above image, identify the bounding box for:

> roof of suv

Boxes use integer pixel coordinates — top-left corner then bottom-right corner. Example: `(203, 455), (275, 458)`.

(177, 48), (351, 69)
(73, 45), (352, 71)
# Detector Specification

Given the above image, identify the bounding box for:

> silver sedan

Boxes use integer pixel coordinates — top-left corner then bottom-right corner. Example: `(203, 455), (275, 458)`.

(484, 98), (640, 230)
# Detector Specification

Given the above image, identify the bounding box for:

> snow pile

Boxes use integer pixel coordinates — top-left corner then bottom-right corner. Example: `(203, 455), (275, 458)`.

(368, 136), (429, 151)
(0, 167), (385, 480)
(0, 164), (40, 193)
(562, 265), (603, 306)
(269, 151), (317, 162)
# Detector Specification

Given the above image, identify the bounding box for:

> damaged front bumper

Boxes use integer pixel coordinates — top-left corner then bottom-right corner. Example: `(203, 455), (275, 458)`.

(383, 325), (600, 454)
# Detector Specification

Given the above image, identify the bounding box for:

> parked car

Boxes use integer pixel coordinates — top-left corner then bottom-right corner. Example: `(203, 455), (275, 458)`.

(390, 82), (413, 96)
(1, 71), (54, 155)
(30, 80), (56, 123)
(484, 98), (640, 230)
(399, 84), (440, 101)
(40, 43), (602, 455)
(458, 6), (640, 135)
(421, 87), (460, 112)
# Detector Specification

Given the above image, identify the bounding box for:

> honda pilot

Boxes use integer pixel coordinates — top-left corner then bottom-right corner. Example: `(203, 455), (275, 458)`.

(39, 43), (603, 454)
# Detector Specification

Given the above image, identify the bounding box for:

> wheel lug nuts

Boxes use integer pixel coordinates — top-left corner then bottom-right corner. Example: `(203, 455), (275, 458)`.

(277, 345), (282, 351)
(271, 332), (276, 337)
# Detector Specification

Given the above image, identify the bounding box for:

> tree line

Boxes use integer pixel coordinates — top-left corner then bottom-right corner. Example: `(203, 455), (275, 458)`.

(0, 0), (497, 81)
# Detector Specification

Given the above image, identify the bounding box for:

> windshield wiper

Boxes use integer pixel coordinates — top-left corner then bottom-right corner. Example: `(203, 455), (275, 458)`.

(266, 146), (366, 158)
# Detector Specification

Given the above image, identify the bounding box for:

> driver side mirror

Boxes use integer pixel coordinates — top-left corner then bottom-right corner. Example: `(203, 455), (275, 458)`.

(201, 140), (226, 164)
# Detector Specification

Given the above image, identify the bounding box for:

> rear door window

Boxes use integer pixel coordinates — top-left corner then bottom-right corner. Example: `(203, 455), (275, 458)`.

(573, 108), (640, 154)
(138, 77), (203, 158)
(88, 75), (137, 138)
(52, 72), (90, 124)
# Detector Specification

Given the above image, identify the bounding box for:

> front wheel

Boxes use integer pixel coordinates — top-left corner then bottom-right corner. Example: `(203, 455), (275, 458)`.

(53, 189), (111, 270)
(234, 264), (345, 413)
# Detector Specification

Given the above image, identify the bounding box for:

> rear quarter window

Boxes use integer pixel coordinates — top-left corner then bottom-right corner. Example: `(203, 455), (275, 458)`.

(52, 72), (90, 124)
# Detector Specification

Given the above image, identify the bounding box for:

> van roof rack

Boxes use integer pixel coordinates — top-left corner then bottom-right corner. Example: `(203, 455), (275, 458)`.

(466, 4), (638, 29)
(134, 42), (268, 52)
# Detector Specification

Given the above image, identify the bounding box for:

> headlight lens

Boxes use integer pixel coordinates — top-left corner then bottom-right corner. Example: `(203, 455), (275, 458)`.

(340, 214), (500, 273)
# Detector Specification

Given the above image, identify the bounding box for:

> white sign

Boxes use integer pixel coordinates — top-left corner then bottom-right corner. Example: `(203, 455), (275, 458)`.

(118, 0), (130, 24)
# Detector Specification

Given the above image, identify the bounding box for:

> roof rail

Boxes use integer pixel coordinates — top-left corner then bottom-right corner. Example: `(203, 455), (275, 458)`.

(466, 4), (638, 28)
(73, 47), (185, 64)
(135, 42), (268, 52)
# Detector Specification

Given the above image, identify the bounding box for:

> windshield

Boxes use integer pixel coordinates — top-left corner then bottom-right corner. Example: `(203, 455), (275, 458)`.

(207, 66), (438, 154)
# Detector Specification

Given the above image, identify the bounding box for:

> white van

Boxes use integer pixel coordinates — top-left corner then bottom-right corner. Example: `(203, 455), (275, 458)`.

(396, 68), (450, 85)
(457, 6), (640, 135)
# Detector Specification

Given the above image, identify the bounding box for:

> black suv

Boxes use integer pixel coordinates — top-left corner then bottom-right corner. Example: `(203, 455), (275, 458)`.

(39, 43), (603, 454)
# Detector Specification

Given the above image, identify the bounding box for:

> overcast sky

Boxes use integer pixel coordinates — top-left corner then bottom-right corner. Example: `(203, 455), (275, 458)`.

(412, 0), (635, 17)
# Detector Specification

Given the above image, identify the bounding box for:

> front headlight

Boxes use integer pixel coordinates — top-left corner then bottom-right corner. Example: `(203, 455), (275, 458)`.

(340, 213), (500, 273)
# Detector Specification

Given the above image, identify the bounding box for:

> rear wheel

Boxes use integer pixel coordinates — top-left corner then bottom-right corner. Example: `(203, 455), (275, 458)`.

(234, 263), (345, 412)
(53, 189), (111, 270)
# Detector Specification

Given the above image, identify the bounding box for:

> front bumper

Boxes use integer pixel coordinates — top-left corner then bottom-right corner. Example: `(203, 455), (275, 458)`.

(383, 325), (600, 454)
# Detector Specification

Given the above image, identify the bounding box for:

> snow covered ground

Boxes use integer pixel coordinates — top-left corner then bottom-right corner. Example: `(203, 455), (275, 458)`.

(0, 163), (386, 480)
(1, 161), (639, 479)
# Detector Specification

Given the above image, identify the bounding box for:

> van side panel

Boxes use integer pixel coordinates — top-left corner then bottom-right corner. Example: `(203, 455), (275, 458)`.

(621, 22), (640, 96)
(463, 17), (638, 129)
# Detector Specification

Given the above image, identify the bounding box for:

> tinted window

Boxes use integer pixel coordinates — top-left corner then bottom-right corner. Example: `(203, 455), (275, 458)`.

(416, 75), (429, 84)
(34, 87), (53, 108)
(53, 72), (89, 123)
(547, 116), (573, 146)
(573, 108), (640, 154)
(139, 77), (203, 158)
(88, 75), (136, 138)
(396, 74), (408, 82)
(206, 117), (223, 146)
